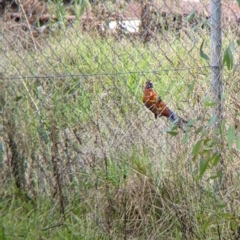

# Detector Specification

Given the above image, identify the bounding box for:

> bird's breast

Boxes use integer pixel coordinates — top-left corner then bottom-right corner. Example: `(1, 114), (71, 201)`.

(143, 90), (157, 103)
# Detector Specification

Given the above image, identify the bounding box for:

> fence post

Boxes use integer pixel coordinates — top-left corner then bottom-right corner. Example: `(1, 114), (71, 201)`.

(210, 0), (223, 190)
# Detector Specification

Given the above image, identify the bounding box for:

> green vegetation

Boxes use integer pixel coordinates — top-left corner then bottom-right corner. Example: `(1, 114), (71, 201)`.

(0, 14), (240, 239)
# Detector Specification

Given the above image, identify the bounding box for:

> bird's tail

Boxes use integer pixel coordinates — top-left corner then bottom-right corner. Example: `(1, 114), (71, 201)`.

(168, 109), (187, 132)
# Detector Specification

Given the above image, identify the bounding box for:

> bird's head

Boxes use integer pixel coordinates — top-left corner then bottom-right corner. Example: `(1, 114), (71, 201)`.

(144, 80), (153, 89)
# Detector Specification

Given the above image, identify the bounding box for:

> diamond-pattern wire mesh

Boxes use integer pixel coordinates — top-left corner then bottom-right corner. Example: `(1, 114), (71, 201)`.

(0, 0), (240, 230)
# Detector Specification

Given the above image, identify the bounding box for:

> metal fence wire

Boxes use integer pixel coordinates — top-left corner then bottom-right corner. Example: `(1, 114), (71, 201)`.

(0, 0), (240, 237)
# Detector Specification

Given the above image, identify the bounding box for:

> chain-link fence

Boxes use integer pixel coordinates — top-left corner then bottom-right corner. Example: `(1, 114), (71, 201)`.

(1, 0), (240, 239)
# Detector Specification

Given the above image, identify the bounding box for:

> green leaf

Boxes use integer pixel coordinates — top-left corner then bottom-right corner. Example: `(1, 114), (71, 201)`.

(208, 115), (218, 126)
(227, 125), (235, 149)
(195, 126), (203, 134)
(203, 138), (211, 145)
(0, 223), (6, 240)
(200, 40), (210, 61)
(201, 218), (211, 232)
(199, 158), (209, 178)
(223, 42), (234, 70)
(211, 153), (221, 166)
(192, 140), (202, 156)
(237, 0), (240, 8)
(15, 96), (23, 102)
(237, 39), (240, 46)
(187, 81), (195, 97)
(236, 134), (240, 151)
(219, 213), (233, 219)
(166, 130), (178, 136)
(203, 96), (216, 107)
(167, 124), (179, 136)
(181, 132), (189, 144)
(204, 101), (216, 107)
(229, 41), (235, 52)
(231, 220), (238, 231)
(186, 10), (196, 22)
(213, 126), (220, 135)
(186, 119), (196, 127)
(208, 174), (220, 179)
(216, 204), (226, 208)
(208, 171), (222, 180)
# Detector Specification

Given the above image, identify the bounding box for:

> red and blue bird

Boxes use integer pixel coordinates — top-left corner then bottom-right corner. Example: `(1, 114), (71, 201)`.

(143, 80), (187, 131)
